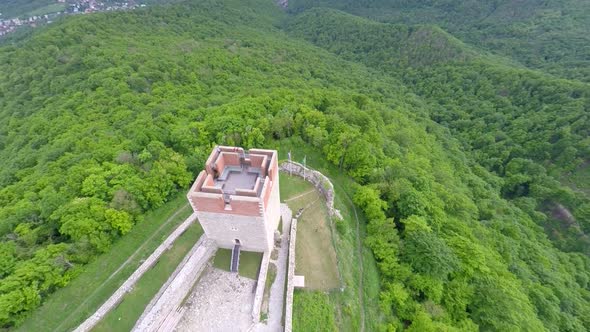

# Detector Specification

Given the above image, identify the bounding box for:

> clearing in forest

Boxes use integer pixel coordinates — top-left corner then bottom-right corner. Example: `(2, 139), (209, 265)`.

(280, 173), (340, 290)
(561, 160), (590, 196)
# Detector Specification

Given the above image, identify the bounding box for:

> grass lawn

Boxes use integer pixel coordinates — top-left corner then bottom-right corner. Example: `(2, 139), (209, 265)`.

(92, 222), (204, 332)
(213, 248), (262, 280)
(273, 138), (383, 331)
(280, 173), (340, 290)
(293, 290), (337, 332)
(280, 171), (314, 200)
(240, 251), (263, 279)
(17, 192), (193, 332)
(213, 248), (232, 271)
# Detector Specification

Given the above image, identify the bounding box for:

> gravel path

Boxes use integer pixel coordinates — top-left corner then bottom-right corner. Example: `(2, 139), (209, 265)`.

(169, 205), (294, 332)
(174, 266), (256, 332)
(253, 204), (292, 332)
(132, 237), (215, 332)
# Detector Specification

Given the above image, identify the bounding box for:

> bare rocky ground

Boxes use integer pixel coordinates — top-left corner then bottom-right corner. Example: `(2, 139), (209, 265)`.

(174, 266), (256, 332)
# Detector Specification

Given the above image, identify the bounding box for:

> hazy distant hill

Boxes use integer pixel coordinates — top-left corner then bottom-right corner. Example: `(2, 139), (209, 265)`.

(0, 0), (55, 18)
(289, 0), (590, 82)
(287, 8), (477, 68)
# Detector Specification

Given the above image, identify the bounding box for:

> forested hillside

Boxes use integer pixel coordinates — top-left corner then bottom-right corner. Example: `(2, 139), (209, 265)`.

(0, 0), (54, 17)
(289, 0), (590, 82)
(285, 8), (477, 68)
(1, 0), (590, 331)
(287, 8), (590, 255)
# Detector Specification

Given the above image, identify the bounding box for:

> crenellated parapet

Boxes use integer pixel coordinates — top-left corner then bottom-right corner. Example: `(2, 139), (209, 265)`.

(187, 146), (281, 252)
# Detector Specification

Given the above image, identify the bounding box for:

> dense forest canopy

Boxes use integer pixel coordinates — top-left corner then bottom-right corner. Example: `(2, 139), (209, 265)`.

(287, 7), (590, 254)
(0, 0), (589, 331)
(0, 0), (54, 17)
(289, 0), (590, 82)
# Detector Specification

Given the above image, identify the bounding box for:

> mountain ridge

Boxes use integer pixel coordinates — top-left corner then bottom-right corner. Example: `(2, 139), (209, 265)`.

(288, 0), (590, 82)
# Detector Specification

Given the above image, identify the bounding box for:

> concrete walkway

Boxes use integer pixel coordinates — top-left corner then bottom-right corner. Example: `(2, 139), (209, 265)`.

(253, 204), (292, 332)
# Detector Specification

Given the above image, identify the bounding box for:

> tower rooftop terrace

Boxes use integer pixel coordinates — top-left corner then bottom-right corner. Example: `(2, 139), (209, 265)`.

(214, 164), (262, 195)
(189, 146), (276, 199)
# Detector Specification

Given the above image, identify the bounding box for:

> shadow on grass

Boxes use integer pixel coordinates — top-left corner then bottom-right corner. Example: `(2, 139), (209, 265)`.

(213, 248), (262, 280)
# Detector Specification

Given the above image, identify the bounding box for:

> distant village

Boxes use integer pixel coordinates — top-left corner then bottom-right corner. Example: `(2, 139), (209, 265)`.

(0, 0), (147, 37)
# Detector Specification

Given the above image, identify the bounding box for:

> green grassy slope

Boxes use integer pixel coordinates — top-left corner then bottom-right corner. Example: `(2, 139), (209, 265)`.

(14, 193), (192, 332)
(284, 6), (590, 331)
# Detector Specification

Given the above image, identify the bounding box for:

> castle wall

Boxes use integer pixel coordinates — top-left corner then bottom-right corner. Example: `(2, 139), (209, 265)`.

(188, 146), (281, 253)
(261, 178), (272, 211)
(230, 197), (263, 216)
(205, 149), (219, 175)
(189, 194), (224, 213)
(261, 149), (281, 252)
(196, 211), (268, 251)
(249, 154), (265, 168)
(189, 194), (261, 216)
(263, 175), (281, 252)
(201, 174), (222, 194)
(214, 155), (226, 176)
(284, 217), (298, 332)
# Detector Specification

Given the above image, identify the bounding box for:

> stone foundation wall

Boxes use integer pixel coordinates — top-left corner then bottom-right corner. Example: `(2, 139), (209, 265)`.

(284, 217), (298, 332)
(279, 161), (343, 220)
(134, 234), (210, 326)
(73, 213), (198, 332)
(251, 250), (271, 321)
(132, 237), (216, 332)
(197, 211), (267, 252)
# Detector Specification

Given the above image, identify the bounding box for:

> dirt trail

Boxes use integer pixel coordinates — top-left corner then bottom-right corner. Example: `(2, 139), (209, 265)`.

(285, 189), (316, 202)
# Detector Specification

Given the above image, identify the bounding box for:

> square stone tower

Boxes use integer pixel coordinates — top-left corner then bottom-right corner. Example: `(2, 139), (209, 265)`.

(187, 146), (281, 252)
